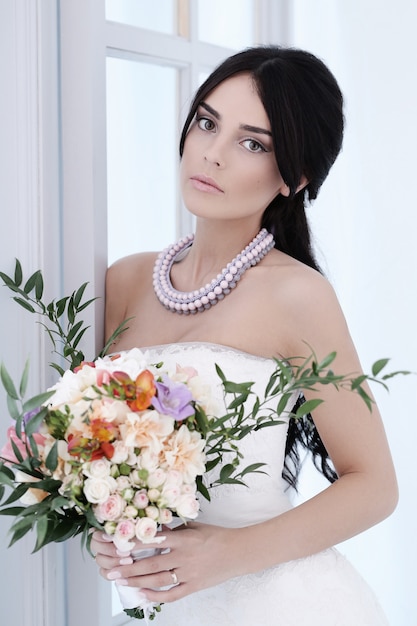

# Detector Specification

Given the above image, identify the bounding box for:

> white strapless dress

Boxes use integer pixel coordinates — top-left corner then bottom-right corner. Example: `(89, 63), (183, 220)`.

(140, 342), (388, 626)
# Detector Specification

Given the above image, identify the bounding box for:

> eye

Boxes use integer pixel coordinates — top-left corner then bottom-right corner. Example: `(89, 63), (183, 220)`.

(197, 116), (216, 132)
(241, 138), (266, 153)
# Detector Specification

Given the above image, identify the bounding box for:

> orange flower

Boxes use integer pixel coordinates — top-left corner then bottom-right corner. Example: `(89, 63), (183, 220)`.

(92, 441), (114, 460)
(90, 418), (118, 443)
(129, 369), (156, 411)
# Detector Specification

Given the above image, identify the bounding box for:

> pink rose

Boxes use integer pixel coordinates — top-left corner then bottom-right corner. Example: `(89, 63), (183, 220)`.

(175, 493), (200, 519)
(133, 490), (149, 509)
(95, 493), (126, 523)
(113, 519), (136, 552)
(0, 426), (46, 464)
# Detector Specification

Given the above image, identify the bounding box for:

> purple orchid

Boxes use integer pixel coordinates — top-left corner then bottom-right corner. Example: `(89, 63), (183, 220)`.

(151, 375), (195, 421)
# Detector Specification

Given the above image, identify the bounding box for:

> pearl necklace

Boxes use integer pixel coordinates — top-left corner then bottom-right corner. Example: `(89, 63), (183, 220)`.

(153, 228), (275, 314)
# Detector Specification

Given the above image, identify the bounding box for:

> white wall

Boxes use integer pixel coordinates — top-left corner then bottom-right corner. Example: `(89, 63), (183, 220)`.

(288, 2), (417, 624)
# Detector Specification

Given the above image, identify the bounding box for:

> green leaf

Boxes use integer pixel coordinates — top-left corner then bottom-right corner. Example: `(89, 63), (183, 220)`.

(14, 259), (23, 286)
(67, 296), (75, 324)
(7, 395), (21, 421)
(24, 405), (50, 437)
(350, 375), (368, 390)
(214, 364), (226, 383)
(0, 506), (26, 516)
(2, 483), (30, 506)
(316, 352), (337, 371)
(357, 386), (373, 411)
(55, 297), (68, 318)
(371, 358), (390, 377)
(0, 363), (19, 399)
(72, 327), (88, 350)
(223, 380), (253, 394)
(33, 516), (49, 552)
(67, 320), (83, 343)
(77, 297), (97, 312)
(277, 392), (296, 417)
(219, 463), (235, 483)
(35, 272), (44, 300)
(19, 359), (30, 397)
(45, 441), (58, 472)
(8, 520), (34, 547)
(73, 283), (88, 308)
(196, 475), (210, 501)
(10, 439), (24, 463)
(0, 464), (15, 481)
(23, 271), (40, 295)
(239, 462), (266, 476)
(23, 391), (53, 414)
(99, 317), (133, 357)
(49, 362), (65, 377)
(295, 398), (324, 418)
(0, 270), (16, 287)
(12, 297), (36, 313)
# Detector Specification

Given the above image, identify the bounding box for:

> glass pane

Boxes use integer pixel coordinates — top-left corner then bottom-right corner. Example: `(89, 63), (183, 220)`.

(197, 0), (255, 49)
(106, 58), (178, 266)
(106, 0), (177, 35)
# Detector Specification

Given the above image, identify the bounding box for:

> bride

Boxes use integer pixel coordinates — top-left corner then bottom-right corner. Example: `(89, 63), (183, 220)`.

(91, 46), (397, 624)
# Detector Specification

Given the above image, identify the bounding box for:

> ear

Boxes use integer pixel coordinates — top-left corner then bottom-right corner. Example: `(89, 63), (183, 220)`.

(280, 175), (309, 198)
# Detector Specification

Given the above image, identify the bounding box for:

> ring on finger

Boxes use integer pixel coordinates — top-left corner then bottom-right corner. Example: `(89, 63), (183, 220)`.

(170, 569), (179, 585)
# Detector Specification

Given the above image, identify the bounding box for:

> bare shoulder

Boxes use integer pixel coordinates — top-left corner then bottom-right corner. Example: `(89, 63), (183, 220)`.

(105, 251), (158, 338)
(107, 251), (157, 287)
(261, 251), (352, 359)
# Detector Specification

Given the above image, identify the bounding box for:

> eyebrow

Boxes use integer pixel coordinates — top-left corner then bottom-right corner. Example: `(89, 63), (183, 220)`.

(199, 101), (272, 137)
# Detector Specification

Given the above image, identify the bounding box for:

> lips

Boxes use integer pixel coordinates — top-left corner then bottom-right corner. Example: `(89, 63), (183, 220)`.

(190, 174), (224, 194)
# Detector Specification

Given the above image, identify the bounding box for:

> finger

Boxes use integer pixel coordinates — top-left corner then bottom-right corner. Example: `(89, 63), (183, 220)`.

(111, 568), (183, 592)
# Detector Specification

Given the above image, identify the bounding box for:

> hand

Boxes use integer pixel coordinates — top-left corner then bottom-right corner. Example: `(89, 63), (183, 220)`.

(90, 522), (243, 603)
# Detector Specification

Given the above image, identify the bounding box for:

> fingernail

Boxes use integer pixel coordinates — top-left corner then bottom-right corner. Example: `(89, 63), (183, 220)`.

(107, 571), (122, 580)
(119, 557), (133, 565)
(115, 579), (129, 586)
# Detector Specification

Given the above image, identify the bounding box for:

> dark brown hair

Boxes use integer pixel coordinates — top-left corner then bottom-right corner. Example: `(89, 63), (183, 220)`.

(180, 46), (344, 487)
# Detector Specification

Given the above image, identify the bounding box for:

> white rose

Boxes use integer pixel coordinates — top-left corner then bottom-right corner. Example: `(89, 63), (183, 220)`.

(164, 470), (183, 487)
(111, 441), (130, 464)
(175, 493), (200, 519)
(95, 349), (149, 381)
(147, 488), (160, 502)
(124, 505), (139, 519)
(83, 477), (112, 504)
(83, 458), (111, 479)
(158, 508), (173, 525)
(147, 468), (167, 488)
(145, 505), (160, 521)
(116, 476), (131, 491)
(135, 517), (158, 544)
(160, 484), (181, 508)
(48, 366), (97, 407)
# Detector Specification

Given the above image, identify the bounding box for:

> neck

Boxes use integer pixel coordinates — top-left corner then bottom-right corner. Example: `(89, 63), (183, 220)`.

(153, 227), (275, 314)
(185, 218), (262, 280)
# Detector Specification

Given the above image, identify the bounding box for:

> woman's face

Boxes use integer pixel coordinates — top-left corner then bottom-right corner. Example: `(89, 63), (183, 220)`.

(180, 73), (288, 225)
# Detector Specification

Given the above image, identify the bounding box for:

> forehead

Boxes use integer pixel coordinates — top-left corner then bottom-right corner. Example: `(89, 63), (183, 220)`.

(203, 73), (270, 128)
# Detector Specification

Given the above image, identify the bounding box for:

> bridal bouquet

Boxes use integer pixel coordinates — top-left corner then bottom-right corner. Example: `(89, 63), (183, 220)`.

(0, 261), (409, 622)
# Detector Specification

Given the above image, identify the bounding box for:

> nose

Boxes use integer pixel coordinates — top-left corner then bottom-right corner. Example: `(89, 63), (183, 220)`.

(203, 137), (225, 168)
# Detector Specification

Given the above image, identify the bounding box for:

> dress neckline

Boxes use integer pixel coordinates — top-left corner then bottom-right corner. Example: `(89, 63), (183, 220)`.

(140, 341), (282, 363)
